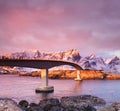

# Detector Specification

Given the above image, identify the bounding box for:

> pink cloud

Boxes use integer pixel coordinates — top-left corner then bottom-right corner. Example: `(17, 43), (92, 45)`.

(0, 0), (120, 56)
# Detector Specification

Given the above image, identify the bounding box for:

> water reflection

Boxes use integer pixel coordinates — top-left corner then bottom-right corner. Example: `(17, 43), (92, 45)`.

(73, 81), (81, 94)
(37, 80), (82, 100)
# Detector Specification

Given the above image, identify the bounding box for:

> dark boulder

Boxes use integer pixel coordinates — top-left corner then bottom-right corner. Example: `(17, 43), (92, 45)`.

(39, 98), (60, 111)
(26, 102), (43, 111)
(60, 95), (106, 107)
(49, 106), (64, 111)
(60, 95), (106, 111)
(26, 105), (43, 111)
(19, 100), (29, 110)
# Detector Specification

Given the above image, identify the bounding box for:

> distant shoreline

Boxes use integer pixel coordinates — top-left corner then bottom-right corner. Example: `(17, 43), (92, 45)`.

(18, 69), (120, 80)
(3, 69), (119, 80)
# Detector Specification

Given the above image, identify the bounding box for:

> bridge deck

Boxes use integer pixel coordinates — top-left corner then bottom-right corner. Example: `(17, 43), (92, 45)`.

(0, 59), (82, 70)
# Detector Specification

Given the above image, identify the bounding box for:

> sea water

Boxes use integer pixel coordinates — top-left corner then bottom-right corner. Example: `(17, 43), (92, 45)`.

(0, 75), (120, 104)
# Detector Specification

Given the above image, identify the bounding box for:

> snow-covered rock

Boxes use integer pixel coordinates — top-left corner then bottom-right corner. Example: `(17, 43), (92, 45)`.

(10, 49), (81, 62)
(10, 50), (41, 59)
(107, 56), (120, 73)
(1, 49), (120, 73)
(79, 55), (106, 71)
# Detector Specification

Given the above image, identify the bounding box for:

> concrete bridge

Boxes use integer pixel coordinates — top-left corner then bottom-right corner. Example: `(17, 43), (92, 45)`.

(0, 59), (82, 92)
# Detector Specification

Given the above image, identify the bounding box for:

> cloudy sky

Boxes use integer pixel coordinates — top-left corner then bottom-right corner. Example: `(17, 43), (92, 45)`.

(0, 0), (120, 57)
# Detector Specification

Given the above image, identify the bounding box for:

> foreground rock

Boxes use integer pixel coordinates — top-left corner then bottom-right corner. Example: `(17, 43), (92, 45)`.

(24, 95), (105, 111)
(60, 95), (106, 111)
(39, 98), (60, 111)
(97, 102), (120, 111)
(0, 98), (22, 111)
(0, 95), (106, 111)
(39, 97), (97, 111)
(61, 95), (106, 107)
(3, 95), (120, 111)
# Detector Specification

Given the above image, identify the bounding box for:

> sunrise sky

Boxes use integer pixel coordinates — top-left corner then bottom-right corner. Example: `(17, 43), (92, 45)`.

(0, 0), (120, 57)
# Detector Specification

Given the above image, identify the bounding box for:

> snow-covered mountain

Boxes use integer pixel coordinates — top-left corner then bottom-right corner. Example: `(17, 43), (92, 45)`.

(79, 54), (106, 71)
(10, 49), (81, 62)
(0, 49), (120, 73)
(107, 56), (120, 73)
(10, 50), (41, 59)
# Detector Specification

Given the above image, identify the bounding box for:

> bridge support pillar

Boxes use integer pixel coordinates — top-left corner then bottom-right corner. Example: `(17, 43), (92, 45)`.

(74, 70), (82, 81)
(41, 68), (48, 87)
(35, 68), (54, 93)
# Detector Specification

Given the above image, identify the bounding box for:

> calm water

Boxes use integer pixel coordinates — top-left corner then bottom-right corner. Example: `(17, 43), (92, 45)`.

(0, 75), (120, 104)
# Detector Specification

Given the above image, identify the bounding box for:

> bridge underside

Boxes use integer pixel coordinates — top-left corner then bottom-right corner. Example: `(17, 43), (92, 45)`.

(0, 59), (82, 93)
(0, 59), (82, 69)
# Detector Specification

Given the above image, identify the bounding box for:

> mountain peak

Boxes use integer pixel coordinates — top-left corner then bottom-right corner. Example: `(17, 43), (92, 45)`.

(64, 49), (79, 54)
(113, 56), (120, 61)
(88, 54), (95, 59)
(0, 49), (120, 73)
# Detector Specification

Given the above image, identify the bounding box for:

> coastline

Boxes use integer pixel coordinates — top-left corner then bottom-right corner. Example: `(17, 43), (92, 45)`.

(18, 69), (120, 80)
(1, 95), (120, 111)
(0, 95), (108, 111)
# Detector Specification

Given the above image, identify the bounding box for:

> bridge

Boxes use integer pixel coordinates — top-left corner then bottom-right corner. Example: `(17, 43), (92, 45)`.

(0, 59), (82, 92)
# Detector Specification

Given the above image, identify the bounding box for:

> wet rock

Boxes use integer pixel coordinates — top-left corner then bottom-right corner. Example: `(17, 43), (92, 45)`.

(49, 106), (64, 111)
(111, 102), (120, 110)
(19, 100), (29, 110)
(64, 107), (80, 111)
(25, 102), (43, 111)
(60, 95), (106, 111)
(26, 105), (43, 111)
(97, 106), (116, 111)
(0, 96), (106, 111)
(64, 103), (96, 111)
(29, 102), (39, 107)
(97, 101), (120, 111)
(39, 98), (60, 107)
(63, 103), (96, 111)
(60, 95), (106, 107)
(39, 98), (60, 111)
(0, 98), (22, 111)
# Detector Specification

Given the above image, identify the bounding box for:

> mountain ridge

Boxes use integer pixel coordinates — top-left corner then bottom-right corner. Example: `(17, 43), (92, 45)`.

(0, 49), (120, 73)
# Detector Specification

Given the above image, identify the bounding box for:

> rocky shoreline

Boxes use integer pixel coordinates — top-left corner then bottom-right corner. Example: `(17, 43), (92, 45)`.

(1, 95), (120, 111)
(18, 70), (120, 80)
(1, 68), (120, 80)
(0, 95), (106, 111)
